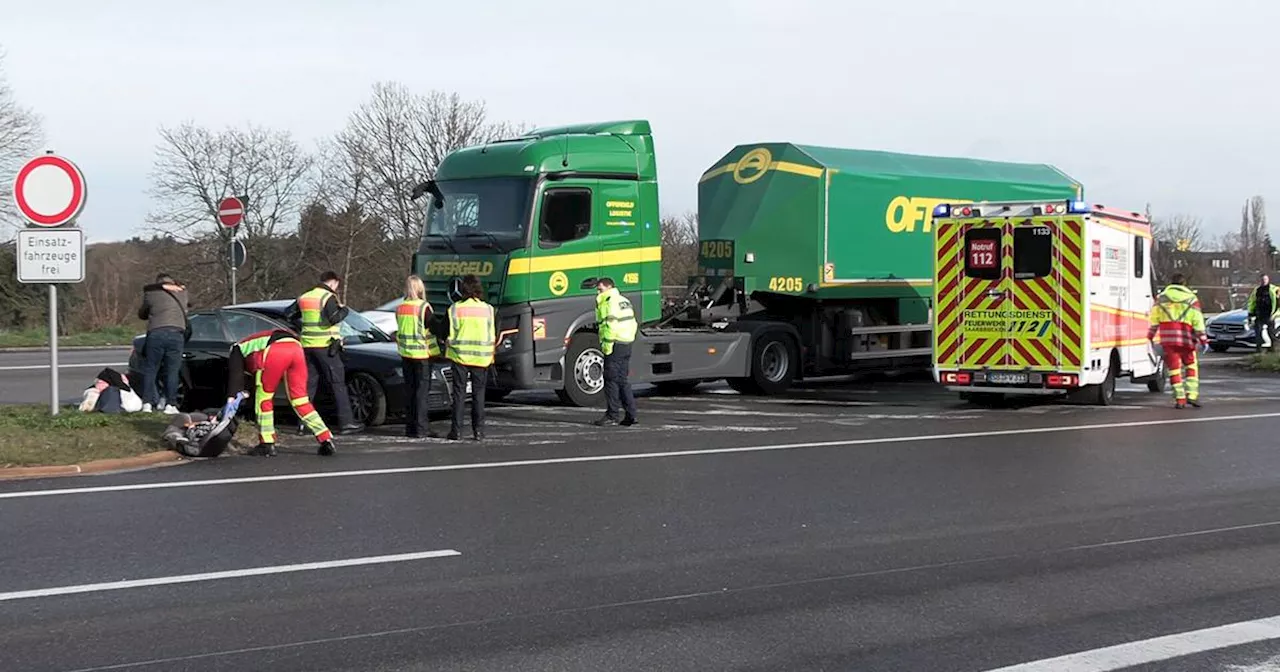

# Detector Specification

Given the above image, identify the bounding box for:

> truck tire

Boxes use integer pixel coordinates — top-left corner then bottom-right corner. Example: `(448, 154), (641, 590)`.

(556, 332), (606, 408)
(653, 380), (702, 396)
(731, 331), (797, 395)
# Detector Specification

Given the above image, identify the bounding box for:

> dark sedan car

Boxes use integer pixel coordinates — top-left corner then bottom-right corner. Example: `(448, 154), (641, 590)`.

(127, 300), (456, 426)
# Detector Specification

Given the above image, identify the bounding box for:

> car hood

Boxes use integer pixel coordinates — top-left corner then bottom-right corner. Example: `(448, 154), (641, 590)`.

(1209, 309), (1248, 324)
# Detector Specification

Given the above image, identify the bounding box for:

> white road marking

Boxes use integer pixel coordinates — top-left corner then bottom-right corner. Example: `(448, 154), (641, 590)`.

(0, 361), (128, 371)
(982, 614), (1280, 671)
(0, 549), (460, 602)
(4, 410), (1280, 500)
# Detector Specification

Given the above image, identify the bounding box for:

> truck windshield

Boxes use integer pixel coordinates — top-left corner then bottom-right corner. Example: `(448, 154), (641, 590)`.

(421, 177), (533, 252)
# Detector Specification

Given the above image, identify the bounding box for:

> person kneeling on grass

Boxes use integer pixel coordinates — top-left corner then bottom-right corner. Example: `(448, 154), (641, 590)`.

(225, 328), (336, 457)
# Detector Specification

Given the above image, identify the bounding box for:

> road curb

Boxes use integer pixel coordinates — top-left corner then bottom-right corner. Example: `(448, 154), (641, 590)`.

(0, 451), (185, 481)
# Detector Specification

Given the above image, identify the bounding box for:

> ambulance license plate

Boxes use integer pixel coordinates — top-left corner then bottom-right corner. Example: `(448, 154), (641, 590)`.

(988, 372), (1028, 385)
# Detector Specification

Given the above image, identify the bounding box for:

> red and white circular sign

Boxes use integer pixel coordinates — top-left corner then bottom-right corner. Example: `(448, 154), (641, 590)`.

(217, 196), (244, 228)
(12, 154), (87, 227)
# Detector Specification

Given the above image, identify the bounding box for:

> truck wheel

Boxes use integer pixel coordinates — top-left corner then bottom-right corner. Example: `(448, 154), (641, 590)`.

(653, 380), (701, 396)
(556, 332), (606, 407)
(734, 331), (797, 395)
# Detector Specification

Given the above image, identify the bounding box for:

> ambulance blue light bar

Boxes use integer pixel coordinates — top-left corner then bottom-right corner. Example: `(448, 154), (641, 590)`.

(1068, 200), (1090, 214)
(934, 204), (950, 217)
(933, 204), (980, 217)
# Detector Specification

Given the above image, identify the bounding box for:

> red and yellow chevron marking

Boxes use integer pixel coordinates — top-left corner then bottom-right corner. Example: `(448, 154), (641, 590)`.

(1056, 217), (1086, 369)
(933, 220), (964, 368)
(960, 220), (1010, 369)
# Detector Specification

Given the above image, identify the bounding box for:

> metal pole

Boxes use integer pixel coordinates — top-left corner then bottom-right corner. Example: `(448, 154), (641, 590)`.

(229, 238), (238, 305)
(49, 285), (59, 415)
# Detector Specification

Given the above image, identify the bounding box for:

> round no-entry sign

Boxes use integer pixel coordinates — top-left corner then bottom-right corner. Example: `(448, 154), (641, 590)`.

(12, 154), (87, 227)
(218, 196), (244, 228)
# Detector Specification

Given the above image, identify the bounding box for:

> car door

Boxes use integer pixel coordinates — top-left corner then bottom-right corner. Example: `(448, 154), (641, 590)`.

(181, 312), (233, 408)
(219, 309), (294, 405)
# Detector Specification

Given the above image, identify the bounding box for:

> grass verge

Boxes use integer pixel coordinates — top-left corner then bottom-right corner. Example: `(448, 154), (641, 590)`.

(0, 405), (169, 468)
(0, 326), (137, 348)
(1241, 353), (1280, 372)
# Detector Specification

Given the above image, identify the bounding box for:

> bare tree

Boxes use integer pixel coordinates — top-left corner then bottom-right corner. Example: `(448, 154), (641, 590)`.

(328, 82), (526, 241)
(147, 123), (314, 300)
(0, 51), (44, 237)
(1237, 195), (1269, 274)
(660, 211), (700, 288)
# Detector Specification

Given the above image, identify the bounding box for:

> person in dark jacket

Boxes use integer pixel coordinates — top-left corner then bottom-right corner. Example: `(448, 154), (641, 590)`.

(285, 271), (362, 434)
(137, 273), (188, 414)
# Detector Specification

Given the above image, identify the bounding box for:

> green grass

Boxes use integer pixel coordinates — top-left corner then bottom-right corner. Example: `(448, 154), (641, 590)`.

(0, 405), (171, 467)
(1242, 353), (1280, 372)
(0, 326), (138, 348)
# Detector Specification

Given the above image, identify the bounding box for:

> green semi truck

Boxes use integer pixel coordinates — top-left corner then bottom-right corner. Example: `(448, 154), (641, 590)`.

(411, 119), (1082, 406)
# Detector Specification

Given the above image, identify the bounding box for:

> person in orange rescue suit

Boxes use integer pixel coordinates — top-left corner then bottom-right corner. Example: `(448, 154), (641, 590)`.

(225, 328), (336, 457)
(1147, 273), (1208, 409)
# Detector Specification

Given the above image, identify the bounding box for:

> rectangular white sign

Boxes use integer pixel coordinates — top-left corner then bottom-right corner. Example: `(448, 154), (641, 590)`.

(17, 228), (84, 284)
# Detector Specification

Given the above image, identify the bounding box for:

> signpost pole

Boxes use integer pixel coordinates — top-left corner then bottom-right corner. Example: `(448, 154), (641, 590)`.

(49, 285), (58, 415)
(229, 237), (238, 305)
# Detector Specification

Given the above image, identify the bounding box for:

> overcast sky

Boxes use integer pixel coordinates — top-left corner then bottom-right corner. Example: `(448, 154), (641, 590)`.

(3, 0), (1276, 244)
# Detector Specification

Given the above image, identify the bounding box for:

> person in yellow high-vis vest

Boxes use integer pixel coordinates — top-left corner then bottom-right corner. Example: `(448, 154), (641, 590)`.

(593, 277), (638, 426)
(396, 275), (442, 438)
(445, 274), (495, 441)
(286, 271), (362, 434)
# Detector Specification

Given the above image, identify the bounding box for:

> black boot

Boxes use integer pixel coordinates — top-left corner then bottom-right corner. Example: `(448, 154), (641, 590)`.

(593, 415), (619, 427)
(317, 440), (336, 456)
(249, 442), (277, 457)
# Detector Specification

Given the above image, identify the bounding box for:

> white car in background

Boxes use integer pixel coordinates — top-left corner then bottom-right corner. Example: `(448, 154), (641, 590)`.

(361, 298), (402, 336)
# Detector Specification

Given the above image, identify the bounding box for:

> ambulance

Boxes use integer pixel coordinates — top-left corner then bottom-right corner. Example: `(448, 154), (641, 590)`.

(931, 199), (1165, 405)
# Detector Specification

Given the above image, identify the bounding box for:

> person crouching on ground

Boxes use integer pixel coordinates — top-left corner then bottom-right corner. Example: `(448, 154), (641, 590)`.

(396, 275), (441, 438)
(225, 328), (336, 457)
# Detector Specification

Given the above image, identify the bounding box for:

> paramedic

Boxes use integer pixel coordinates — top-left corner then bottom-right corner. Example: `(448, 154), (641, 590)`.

(592, 277), (638, 427)
(445, 274), (495, 441)
(1248, 273), (1279, 353)
(225, 328), (336, 457)
(396, 275), (441, 438)
(1148, 273), (1208, 409)
(287, 271), (363, 434)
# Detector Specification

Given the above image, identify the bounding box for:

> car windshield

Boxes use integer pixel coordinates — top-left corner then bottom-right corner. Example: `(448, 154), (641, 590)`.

(341, 310), (390, 344)
(420, 177), (533, 252)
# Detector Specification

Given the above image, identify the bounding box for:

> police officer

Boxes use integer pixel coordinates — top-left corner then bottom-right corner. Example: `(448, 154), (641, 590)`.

(287, 271), (363, 434)
(1248, 273), (1279, 353)
(396, 275), (441, 438)
(445, 274), (495, 441)
(593, 277), (638, 427)
(1148, 273), (1208, 409)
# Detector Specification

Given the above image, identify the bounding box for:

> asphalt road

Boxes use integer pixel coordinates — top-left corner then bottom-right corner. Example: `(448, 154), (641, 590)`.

(5, 356), (1280, 670)
(0, 347), (131, 406)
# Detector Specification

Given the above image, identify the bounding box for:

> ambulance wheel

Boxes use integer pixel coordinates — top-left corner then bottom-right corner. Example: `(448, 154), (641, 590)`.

(1145, 358), (1167, 393)
(1087, 353), (1119, 406)
(558, 332), (606, 407)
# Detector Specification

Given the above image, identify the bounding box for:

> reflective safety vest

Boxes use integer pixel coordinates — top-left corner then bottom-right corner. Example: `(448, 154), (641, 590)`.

(596, 287), (636, 355)
(396, 299), (440, 360)
(236, 329), (297, 372)
(447, 298), (496, 367)
(298, 287), (340, 349)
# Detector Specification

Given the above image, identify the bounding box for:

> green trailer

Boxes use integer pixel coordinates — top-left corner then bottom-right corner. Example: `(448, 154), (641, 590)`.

(410, 120), (1082, 405)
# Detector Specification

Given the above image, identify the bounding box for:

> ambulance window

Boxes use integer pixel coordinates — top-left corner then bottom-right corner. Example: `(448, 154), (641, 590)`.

(964, 228), (1002, 280)
(1013, 225), (1053, 279)
(1134, 235), (1145, 278)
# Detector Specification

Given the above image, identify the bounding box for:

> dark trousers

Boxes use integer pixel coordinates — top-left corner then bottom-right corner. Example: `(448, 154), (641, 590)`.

(141, 328), (184, 407)
(450, 362), (487, 436)
(402, 357), (433, 436)
(603, 342), (637, 420)
(1255, 317), (1276, 352)
(305, 346), (354, 427)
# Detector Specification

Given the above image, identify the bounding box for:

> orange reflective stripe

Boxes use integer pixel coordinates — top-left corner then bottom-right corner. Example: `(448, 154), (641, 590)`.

(453, 305), (492, 318)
